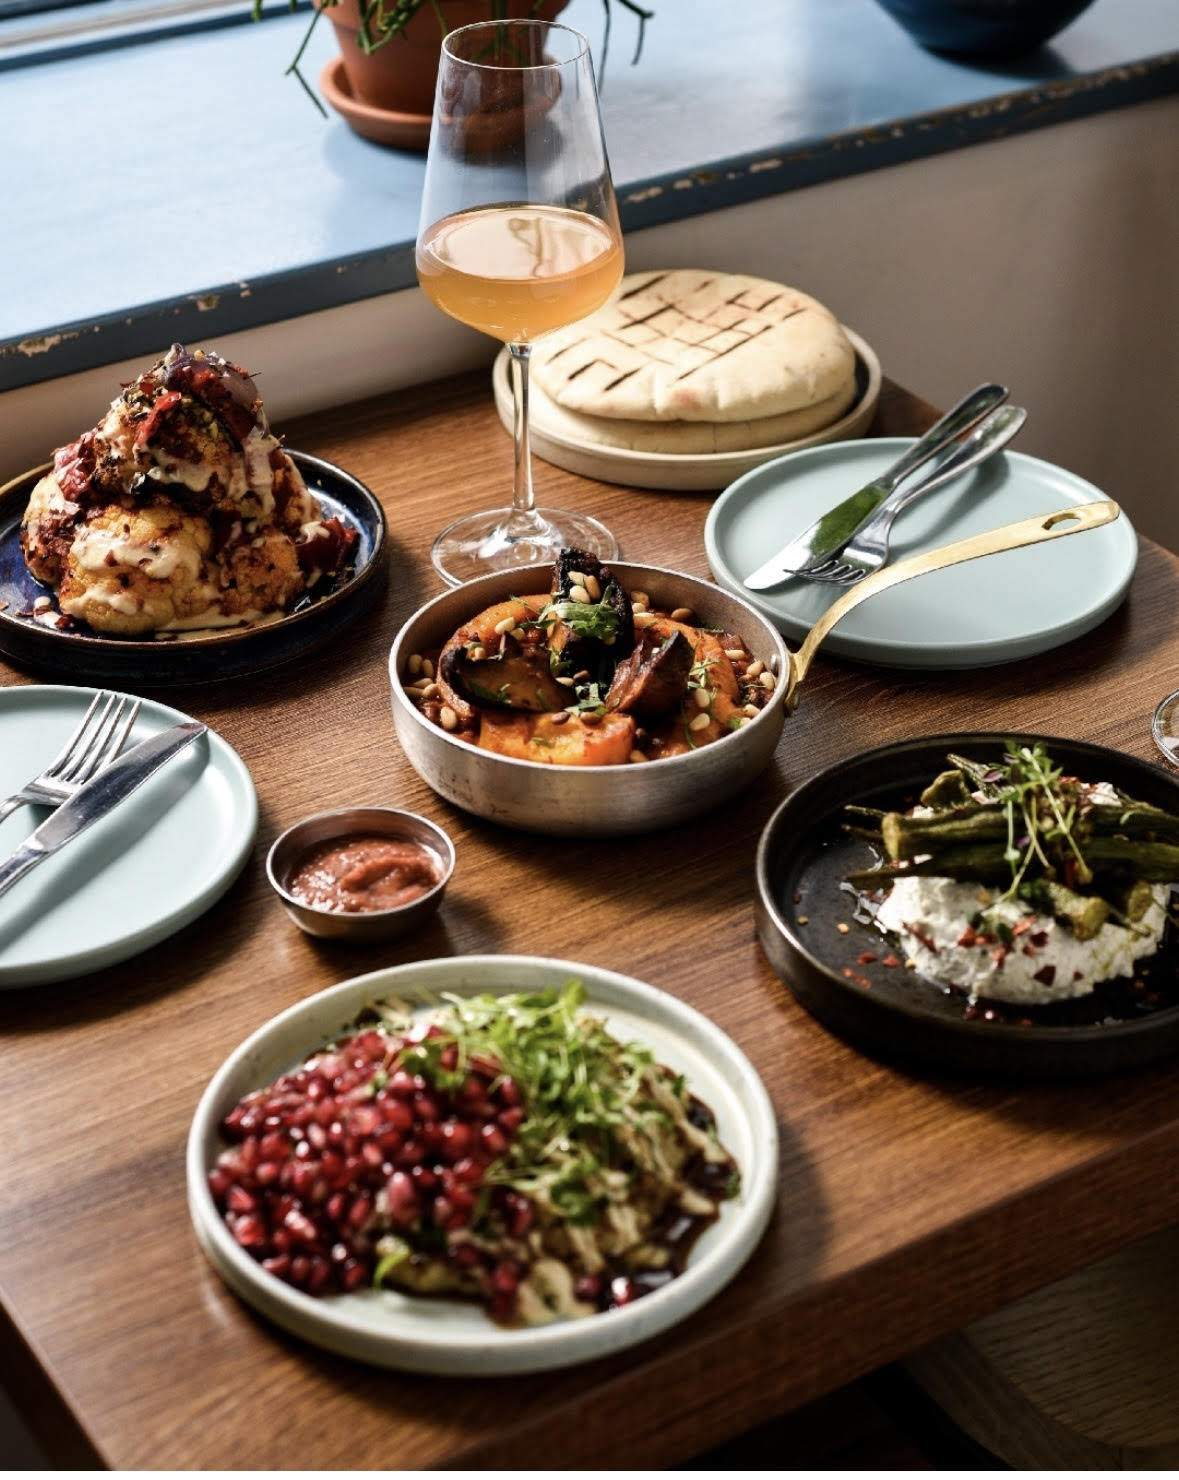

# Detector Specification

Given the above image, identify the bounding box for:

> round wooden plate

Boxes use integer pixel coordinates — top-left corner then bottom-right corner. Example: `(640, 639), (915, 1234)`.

(491, 328), (882, 492)
(0, 451), (387, 686)
(755, 733), (1179, 1078)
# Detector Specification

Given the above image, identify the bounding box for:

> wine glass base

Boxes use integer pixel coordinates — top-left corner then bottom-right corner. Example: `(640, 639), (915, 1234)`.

(430, 507), (619, 586)
(1152, 690), (1179, 767)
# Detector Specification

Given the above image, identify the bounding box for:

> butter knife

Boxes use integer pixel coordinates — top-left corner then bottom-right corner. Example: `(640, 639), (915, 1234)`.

(743, 382), (1008, 591)
(0, 720), (206, 899)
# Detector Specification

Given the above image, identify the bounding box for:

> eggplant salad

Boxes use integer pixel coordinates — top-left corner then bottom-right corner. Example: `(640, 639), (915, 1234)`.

(400, 549), (776, 765)
(210, 982), (739, 1327)
(846, 744), (1179, 1008)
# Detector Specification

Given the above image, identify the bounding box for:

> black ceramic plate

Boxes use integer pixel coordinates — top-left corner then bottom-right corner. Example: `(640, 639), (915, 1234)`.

(755, 733), (1179, 1078)
(0, 451), (386, 685)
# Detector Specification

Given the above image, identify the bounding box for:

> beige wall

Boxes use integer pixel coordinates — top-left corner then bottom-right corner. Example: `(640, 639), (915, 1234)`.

(4, 93), (1176, 549)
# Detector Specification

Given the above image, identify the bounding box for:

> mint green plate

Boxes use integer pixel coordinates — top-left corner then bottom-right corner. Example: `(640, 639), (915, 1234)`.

(0, 686), (256, 987)
(705, 439), (1138, 668)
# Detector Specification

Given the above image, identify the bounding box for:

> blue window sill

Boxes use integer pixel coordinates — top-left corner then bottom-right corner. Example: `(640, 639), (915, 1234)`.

(2, 0), (1177, 391)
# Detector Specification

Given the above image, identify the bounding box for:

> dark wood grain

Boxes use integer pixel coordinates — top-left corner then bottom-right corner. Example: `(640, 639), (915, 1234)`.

(2, 373), (1178, 1469)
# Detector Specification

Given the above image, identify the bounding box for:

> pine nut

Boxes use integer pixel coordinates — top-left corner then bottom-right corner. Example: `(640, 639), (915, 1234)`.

(629, 750), (647, 763)
(583, 573), (601, 600)
(420, 682), (439, 699)
(633, 611), (657, 629)
(670, 607), (694, 622)
(555, 675), (576, 687)
(421, 658), (434, 679)
(759, 670), (776, 690)
(439, 705), (457, 731)
(581, 712), (602, 726)
(573, 669), (590, 681)
(550, 711), (570, 725)
(634, 727), (648, 744)
(746, 659), (764, 679)
(468, 645), (486, 661)
(494, 616), (516, 635)
(724, 648), (744, 660)
(693, 687), (711, 709)
(407, 653), (423, 676)
(631, 591), (650, 608)
(511, 626), (527, 640)
(569, 585), (591, 604)
(688, 711), (711, 733)
(743, 702), (760, 718)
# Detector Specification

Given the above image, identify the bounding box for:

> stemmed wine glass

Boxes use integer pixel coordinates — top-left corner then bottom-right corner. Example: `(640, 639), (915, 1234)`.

(416, 19), (624, 586)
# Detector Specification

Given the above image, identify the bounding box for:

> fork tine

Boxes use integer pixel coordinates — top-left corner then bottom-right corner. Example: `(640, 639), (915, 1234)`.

(43, 691), (104, 778)
(95, 698), (141, 773)
(834, 567), (865, 587)
(58, 693), (120, 784)
(802, 558), (838, 578)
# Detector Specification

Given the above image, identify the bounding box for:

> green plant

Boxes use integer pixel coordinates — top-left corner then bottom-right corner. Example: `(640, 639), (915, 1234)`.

(267, 0), (656, 115)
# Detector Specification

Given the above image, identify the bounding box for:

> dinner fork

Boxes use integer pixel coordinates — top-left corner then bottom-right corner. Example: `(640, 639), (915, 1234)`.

(804, 404), (1027, 587)
(0, 691), (141, 826)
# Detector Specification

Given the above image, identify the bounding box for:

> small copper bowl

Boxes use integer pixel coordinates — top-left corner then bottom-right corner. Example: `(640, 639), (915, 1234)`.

(266, 806), (455, 942)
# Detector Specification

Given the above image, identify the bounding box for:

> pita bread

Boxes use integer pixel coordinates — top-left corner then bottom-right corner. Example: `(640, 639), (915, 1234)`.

(527, 375), (858, 454)
(532, 269), (855, 424)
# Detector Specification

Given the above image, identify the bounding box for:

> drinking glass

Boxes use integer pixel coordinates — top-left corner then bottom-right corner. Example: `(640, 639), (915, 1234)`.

(1152, 691), (1179, 766)
(416, 19), (624, 586)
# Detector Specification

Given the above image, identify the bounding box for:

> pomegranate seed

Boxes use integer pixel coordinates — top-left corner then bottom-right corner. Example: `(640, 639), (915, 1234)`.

(207, 1167), (234, 1200)
(262, 1255), (291, 1278)
(238, 1137), (261, 1170)
(348, 1194), (374, 1229)
(222, 1104), (248, 1135)
(361, 1142), (384, 1169)
(386, 1171), (419, 1227)
(410, 1165), (438, 1191)
(480, 1124), (509, 1157)
(496, 1077), (521, 1107)
(321, 1150), (345, 1183)
(271, 1228), (293, 1252)
(414, 1091), (441, 1121)
(326, 1192), (348, 1223)
(312, 1099), (337, 1127)
(450, 1243), (481, 1268)
(488, 1292), (516, 1323)
(491, 1261), (520, 1294)
(254, 1162), (281, 1187)
(290, 1255), (312, 1286)
(377, 1127), (405, 1155)
(306, 1076), (328, 1101)
(306, 1257), (331, 1293)
(450, 1156), (483, 1186)
(432, 1195), (454, 1225)
(439, 1045), (458, 1071)
(307, 1123), (328, 1151)
(505, 1194), (534, 1236)
(447, 1184), (476, 1213)
(574, 1275), (602, 1303)
(381, 1101), (414, 1133)
(230, 1214), (267, 1249)
(497, 1107), (525, 1133)
(349, 1105), (381, 1136)
(387, 1070), (417, 1099)
(330, 1241), (350, 1264)
(353, 1030), (386, 1059)
(439, 1121), (473, 1159)
(341, 1259), (368, 1292)
(394, 1139), (427, 1167)
(610, 1276), (637, 1307)
(258, 1132), (289, 1162)
(283, 1209), (320, 1246)
(469, 1053), (501, 1078)
(237, 1108), (263, 1135)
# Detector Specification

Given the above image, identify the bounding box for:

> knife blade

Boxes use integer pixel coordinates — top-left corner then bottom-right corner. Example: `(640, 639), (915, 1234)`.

(0, 720), (207, 900)
(743, 381), (1008, 591)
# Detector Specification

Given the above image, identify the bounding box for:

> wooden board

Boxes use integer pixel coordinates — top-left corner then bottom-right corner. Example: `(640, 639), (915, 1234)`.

(2, 372), (1179, 1469)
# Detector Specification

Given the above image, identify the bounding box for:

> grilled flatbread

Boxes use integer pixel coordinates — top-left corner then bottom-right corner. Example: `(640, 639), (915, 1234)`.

(532, 269), (856, 424)
(526, 376), (858, 454)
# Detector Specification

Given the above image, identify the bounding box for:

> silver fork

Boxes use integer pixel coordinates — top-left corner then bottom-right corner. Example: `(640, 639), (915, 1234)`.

(0, 691), (142, 827)
(805, 405), (1028, 586)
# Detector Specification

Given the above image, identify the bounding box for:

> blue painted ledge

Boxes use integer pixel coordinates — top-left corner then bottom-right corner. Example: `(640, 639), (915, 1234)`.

(2, 0), (1177, 391)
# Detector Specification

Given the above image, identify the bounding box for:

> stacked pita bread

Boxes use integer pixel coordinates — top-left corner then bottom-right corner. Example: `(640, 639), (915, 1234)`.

(530, 269), (858, 455)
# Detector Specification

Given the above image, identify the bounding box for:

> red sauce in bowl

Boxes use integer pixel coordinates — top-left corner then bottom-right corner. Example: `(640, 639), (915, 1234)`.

(288, 835), (440, 913)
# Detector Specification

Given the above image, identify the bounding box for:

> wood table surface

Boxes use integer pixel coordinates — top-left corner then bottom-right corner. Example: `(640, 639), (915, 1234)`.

(2, 373), (1179, 1470)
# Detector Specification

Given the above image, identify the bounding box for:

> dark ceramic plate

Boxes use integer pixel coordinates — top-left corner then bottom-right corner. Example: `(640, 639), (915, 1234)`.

(755, 733), (1179, 1078)
(0, 451), (386, 685)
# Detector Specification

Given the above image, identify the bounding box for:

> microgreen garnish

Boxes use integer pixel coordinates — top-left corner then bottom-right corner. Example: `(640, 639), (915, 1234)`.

(540, 598), (621, 645)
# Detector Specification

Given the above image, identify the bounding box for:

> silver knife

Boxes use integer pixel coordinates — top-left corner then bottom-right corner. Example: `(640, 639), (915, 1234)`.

(743, 382), (1008, 591)
(0, 721), (206, 899)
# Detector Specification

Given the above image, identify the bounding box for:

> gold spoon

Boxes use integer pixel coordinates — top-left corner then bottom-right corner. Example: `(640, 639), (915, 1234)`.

(782, 500), (1120, 711)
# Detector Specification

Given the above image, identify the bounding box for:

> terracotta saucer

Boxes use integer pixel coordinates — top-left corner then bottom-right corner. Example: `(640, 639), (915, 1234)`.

(319, 55), (431, 150)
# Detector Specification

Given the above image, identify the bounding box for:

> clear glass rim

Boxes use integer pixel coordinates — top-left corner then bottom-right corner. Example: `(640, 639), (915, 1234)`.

(440, 18), (590, 72)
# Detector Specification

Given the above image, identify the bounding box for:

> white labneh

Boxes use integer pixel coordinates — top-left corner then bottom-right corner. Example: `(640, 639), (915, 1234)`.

(875, 875), (1169, 1005)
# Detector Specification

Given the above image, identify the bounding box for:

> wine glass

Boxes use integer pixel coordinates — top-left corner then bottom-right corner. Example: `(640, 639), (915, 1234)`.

(416, 19), (624, 586)
(1152, 691), (1179, 767)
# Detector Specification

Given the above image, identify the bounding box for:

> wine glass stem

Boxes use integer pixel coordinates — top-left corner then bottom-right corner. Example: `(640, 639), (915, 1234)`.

(507, 342), (543, 537)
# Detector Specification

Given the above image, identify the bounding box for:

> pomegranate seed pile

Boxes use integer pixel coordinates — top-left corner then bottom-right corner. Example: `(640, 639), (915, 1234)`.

(208, 1024), (536, 1319)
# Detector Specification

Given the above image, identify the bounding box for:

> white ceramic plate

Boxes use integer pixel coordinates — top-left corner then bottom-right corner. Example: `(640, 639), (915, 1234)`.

(0, 686), (256, 986)
(492, 329), (882, 492)
(187, 955), (778, 1376)
(705, 438), (1139, 669)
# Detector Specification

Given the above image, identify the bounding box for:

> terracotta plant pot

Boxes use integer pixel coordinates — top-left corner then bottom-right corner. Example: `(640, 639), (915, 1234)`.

(320, 0), (569, 148)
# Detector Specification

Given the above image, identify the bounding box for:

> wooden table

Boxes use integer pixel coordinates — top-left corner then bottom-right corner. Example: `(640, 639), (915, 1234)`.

(2, 374), (1178, 1469)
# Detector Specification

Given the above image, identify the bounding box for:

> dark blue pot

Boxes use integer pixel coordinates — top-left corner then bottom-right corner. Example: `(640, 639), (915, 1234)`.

(873, 0), (1097, 58)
